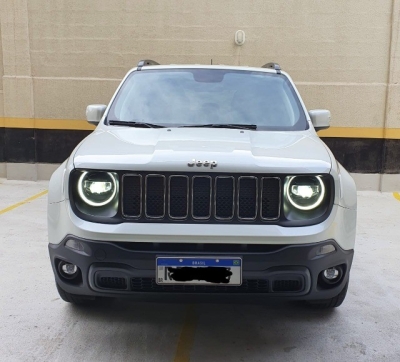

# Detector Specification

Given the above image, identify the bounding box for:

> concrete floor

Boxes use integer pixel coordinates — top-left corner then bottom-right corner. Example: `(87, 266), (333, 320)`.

(1, 179), (400, 362)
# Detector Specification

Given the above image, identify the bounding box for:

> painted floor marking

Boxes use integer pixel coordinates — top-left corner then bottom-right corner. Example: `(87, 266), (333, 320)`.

(0, 190), (48, 215)
(393, 192), (400, 202)
(174, 304), (198, 362)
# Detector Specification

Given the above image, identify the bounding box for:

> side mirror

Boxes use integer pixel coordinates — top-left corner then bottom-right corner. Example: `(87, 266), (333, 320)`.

(86, 104), (107, 125)
(309, 109), (331, 131)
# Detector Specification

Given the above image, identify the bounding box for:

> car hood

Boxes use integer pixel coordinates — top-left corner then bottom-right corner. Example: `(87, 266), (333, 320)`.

(73, 128), (332, 174)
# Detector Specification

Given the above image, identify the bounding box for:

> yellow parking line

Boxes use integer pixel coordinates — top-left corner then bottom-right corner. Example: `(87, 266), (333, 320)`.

(0, 190), (48, 215)
(174, 305), (198, 362)
(394, 192), (400, 202)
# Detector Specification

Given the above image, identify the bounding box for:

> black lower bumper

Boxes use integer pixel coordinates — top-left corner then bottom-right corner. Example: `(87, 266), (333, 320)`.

(48, 236), (353, 302)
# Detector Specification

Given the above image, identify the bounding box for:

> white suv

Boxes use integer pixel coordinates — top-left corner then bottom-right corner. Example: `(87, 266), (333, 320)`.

(48, 60), (357, 308)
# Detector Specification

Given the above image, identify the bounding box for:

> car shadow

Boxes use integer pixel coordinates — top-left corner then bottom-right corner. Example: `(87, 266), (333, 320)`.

(61, 297), (340, 361)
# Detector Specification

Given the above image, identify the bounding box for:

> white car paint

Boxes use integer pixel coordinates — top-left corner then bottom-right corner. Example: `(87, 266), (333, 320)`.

(72, 128), (332, 174)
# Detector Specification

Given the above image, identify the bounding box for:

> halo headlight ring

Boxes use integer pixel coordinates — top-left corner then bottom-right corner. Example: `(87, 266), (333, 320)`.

(77, 171), (117, 207)
(286, 175), (325, 211)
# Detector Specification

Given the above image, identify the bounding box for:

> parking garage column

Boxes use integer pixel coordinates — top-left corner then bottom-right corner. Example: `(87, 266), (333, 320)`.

(0, 0), (36, 179)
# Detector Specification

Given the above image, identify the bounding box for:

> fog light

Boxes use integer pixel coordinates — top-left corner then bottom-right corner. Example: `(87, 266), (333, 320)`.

(62, 263), (78, 275)
(58, 261), (79, 280)
(319, 265), (344, 288)
(323, 267), (339, 280)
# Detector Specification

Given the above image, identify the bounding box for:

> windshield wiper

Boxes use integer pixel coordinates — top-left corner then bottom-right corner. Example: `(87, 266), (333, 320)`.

(108, 120), (165, 128)
(180, 123), (257, 130)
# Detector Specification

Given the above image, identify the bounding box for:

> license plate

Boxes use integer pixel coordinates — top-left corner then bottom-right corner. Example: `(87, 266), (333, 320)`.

(156, 257), (242, 286)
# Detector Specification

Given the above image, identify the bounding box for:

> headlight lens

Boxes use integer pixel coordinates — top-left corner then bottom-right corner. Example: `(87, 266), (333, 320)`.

(78, 171), (117, 207)
(286, 176), (325, 210)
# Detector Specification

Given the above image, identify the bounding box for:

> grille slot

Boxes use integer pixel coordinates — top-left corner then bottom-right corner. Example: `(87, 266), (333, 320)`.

(272, 280), (302, 292)
(131, 278), (269, 293)
(192, 176), (212, 219)
(98, 277), (127, 290)
(122, 174), (142, 218)
(145, 175), (166, 218)
(169, 176), (189, 219)
(261, 177), (281, 220)
(238, 177), (258, 220)
(214, 177), (235, 220)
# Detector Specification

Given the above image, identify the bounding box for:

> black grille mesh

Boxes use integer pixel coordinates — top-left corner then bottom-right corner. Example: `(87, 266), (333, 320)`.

(273, 280), (302, 292)
(169, 176), (188, 218)
(122, 175), (141, 217)
(192, 177), (211, 218)
(145, 176), (165, 217)
(262, 178), (281, 219)
(98, 277), (127, 290)
(238, 177), (257, 219)
(215, 177), (234, 219)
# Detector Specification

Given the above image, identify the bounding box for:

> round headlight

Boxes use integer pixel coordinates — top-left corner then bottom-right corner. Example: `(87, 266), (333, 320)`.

(286, 176), (325, 211)
(78, 171), (117, 207)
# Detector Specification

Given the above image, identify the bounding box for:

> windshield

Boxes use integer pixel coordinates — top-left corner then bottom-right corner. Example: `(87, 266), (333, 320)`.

(107, 69), (307, 131)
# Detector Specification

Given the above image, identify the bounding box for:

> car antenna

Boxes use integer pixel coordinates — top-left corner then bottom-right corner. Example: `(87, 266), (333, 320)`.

(211, 59), (213, 65)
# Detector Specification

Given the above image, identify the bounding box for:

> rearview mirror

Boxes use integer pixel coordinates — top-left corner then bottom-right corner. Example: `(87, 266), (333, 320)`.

(309, 109), (330, 131)
(86, 104), (107, 125)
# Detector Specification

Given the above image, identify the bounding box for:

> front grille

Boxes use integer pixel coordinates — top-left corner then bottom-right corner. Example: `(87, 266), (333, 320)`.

(122, 173), (281, 223)
(131, 278), (270, 293)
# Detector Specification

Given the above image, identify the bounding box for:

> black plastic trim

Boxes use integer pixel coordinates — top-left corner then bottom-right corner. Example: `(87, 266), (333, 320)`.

(49, 237), (354, 301)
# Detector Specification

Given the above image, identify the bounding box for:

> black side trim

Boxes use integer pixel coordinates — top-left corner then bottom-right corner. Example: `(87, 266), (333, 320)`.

(382, 139), (400, 174)
(4, 128), (35, 162)
(321, 137), (384, 173)
(1, 128), (92, 164)
(0, 128), (5, 162)
(36, 129), (92, 163)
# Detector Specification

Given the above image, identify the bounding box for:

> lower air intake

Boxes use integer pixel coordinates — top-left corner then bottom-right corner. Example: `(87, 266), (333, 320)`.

(272, 280), (302, 292)
(98, 277), (128, 290)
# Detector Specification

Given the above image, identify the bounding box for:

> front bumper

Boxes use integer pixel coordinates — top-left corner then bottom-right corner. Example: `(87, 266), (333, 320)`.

(49, 237), (353, 302)
(49, 200), (357, 251)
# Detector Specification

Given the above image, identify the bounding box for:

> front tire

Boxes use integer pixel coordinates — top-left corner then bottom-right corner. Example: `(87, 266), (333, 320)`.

(56, 283), (97, 305)
(306, 282), (349, 309)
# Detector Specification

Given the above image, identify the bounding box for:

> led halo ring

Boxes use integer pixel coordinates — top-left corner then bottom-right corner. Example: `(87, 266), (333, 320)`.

(78, 171), (117, 207)
(287, 175), (325, 211)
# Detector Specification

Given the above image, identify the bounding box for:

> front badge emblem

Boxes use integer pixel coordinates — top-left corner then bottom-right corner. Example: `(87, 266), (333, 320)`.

(188, 159), (217, 169)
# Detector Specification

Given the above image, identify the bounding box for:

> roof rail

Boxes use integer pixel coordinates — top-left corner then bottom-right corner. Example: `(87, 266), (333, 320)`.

(262, 62), (281, 74)
(137, 59), (160, 71)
